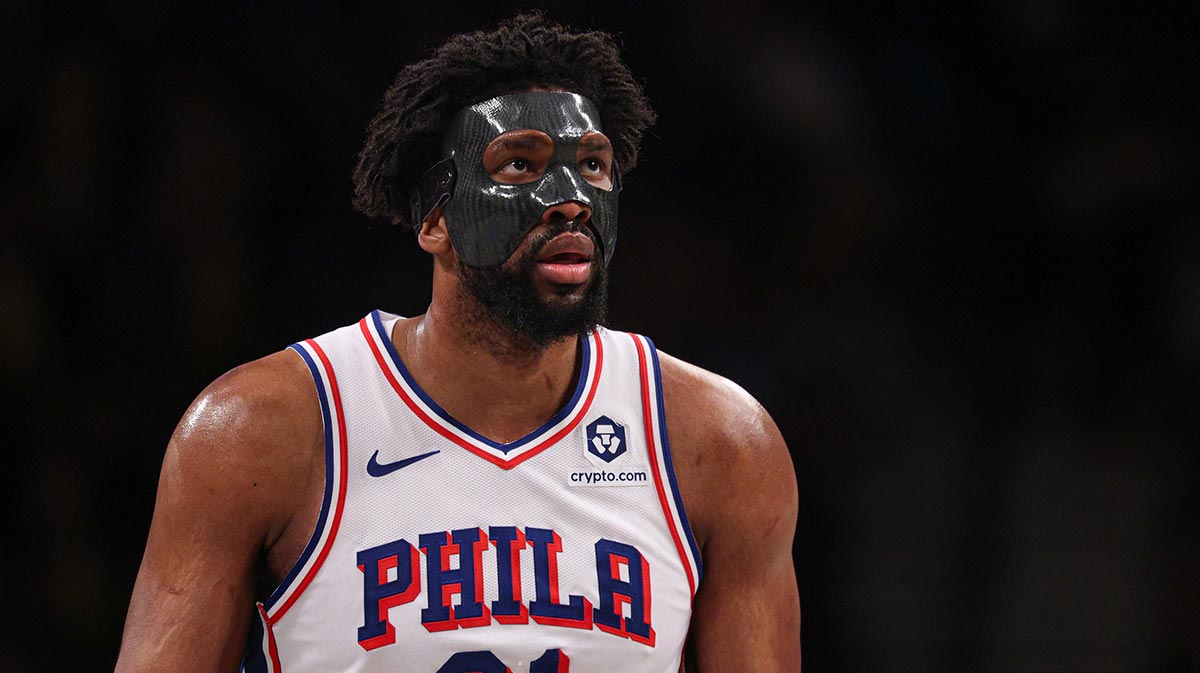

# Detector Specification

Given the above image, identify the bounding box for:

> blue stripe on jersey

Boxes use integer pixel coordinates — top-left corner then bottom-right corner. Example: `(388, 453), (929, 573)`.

(646, 337), (704, 583)
(370, 310), (591, 454)
(262, 342), (337, 611)
(240, 606), (268, 673)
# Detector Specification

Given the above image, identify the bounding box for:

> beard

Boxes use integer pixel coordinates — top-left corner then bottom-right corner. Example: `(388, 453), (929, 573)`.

(457, 224), (609, 350)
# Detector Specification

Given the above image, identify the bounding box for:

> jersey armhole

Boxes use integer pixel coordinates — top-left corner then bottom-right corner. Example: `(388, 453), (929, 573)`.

(258, 340), (349, 624)
(627, 333), (704, 596)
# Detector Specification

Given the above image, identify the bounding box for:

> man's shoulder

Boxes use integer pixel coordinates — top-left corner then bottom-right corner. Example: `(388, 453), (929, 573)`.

(653, 348), (796, 547)
(169, 349), (321, 476)
(655, 350), (778, 453)
(155, 349), (324, 550)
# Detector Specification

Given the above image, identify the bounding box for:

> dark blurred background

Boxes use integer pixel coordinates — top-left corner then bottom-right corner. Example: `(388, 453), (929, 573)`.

(3, 2), (1197, 671)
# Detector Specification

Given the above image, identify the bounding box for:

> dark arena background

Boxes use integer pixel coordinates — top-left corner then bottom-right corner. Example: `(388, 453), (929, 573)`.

(3, 3), (1197, 672)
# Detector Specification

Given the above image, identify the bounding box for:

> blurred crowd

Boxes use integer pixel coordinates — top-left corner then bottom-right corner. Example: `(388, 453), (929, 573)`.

(2, 2), (1196, 671)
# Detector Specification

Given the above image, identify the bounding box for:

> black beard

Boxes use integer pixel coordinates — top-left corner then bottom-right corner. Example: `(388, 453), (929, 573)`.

(457, 226), (609, 350)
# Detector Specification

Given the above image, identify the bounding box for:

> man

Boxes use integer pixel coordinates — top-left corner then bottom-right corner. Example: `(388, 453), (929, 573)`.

(115, 13), (798, 673)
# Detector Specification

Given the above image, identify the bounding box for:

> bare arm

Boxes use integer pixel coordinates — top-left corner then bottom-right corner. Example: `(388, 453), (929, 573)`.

(662, 355), (801, 672)
(114, 352), (322, 673)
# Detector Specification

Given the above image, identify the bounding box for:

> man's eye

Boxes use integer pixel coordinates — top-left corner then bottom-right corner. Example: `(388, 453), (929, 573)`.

(580, 158), (605, 174)
(496, 158), (535, 176)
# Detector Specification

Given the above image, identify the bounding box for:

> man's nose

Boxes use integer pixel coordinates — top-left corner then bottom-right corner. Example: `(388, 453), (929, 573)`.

(543, 200), (592, 225)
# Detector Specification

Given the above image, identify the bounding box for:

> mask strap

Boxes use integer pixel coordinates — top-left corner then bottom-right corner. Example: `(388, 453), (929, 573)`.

(409, 158), (457, 232)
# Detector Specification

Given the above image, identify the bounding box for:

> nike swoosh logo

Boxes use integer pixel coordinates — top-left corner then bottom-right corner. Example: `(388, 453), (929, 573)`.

(366, 449), (441, 477)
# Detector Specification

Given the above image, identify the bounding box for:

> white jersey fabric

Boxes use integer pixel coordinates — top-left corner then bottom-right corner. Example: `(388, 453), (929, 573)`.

(242, 311), (702, 673)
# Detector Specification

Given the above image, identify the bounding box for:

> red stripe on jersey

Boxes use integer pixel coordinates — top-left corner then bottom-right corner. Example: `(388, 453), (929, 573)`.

(629, 334), (697, 597)
(360, 318), (604, 470)
(258, 603), (282, 672)
(268, 338), (349, 624)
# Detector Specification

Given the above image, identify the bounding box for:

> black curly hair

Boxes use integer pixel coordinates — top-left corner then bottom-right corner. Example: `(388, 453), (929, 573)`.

(352, 12), (656, 230)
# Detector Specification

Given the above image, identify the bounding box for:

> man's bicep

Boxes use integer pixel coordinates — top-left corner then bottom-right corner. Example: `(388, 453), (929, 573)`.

(688, 408), (800, 671)
(115, 383), (284, 672)
(689, 543), (800, 671)
(117, 512), (260, 672)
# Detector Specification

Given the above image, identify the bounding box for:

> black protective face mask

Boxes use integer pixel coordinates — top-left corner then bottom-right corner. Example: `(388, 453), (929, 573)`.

(411, 92), (620, 268)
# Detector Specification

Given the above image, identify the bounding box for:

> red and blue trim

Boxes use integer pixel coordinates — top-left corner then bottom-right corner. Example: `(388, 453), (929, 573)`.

(238, 337), (350, 673)
(629, 333), (703, 598)
(361, 310), (603, 469)
(261, 339), (349, 622)
(646, 337), (703, 583)
(240, 603), (282, 673)
(240, 606), (269, 673)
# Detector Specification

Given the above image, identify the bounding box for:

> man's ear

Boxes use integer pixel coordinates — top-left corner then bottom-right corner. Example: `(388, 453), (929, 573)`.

(417, 208), (452, 255)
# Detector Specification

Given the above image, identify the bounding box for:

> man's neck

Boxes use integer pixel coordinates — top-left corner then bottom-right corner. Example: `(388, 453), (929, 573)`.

(390, 302), (584, 445)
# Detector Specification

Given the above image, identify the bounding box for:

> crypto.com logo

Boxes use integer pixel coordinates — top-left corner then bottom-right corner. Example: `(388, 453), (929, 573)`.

(585, 416), (627, 464)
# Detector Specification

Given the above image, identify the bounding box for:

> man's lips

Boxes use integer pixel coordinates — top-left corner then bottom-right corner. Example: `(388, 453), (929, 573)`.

(535, 232), (594, 285)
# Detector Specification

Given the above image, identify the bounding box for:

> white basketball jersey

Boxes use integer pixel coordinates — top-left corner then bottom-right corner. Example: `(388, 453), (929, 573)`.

(242, 311), (702, 673)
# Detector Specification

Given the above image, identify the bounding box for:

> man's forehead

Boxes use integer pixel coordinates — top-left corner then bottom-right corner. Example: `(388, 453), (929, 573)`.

(485, 130), (611, 151)
(447, 91), (603, 148)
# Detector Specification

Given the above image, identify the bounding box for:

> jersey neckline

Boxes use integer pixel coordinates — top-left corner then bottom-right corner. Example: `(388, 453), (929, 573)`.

(361, 310), (604, 469)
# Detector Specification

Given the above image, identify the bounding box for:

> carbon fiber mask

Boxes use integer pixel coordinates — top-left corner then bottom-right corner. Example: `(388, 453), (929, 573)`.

(411, 92), (620, 268)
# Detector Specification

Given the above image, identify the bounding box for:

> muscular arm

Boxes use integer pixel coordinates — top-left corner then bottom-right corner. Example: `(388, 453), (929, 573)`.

(661, 354), (801, 672)
(114, 352), (322, 673)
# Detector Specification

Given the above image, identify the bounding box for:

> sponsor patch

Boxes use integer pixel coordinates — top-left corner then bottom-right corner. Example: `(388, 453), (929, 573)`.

(572, 414), (648, 486)
(586, 415), (627, 464)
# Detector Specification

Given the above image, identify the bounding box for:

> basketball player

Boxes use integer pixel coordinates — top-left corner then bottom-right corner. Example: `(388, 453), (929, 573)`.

(115, 14), (799, 673)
